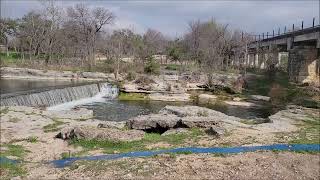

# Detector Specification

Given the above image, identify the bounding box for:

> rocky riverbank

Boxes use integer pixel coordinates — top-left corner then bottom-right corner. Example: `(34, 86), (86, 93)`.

(0, 67), (120, 82)
(0, 105), (319, 179)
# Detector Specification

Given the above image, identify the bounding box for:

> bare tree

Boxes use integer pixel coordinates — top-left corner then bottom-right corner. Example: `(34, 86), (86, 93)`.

(143, 29), (167, 59)
(66, 4), (115, 69)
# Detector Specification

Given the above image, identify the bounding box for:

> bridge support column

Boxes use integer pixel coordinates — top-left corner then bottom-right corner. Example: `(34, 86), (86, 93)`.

(247, 54), (254, 67)
(258, 48), (267, 69)
(288, 46), (319, 86)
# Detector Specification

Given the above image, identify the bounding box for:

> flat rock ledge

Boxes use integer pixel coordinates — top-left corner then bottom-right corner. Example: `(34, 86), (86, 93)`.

(57, 126), (145, 141)
(127, 105), (246, 134)
(0, 67), (119, 81)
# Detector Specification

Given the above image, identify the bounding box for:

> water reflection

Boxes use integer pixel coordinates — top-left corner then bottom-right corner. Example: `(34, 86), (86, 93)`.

(82, 98), (272, 122)
(0, 79), (81, 94)
(82, 100), (184, 121)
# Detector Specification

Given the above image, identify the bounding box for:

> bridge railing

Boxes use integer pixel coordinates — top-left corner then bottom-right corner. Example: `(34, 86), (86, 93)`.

(248, 17), (319, 43)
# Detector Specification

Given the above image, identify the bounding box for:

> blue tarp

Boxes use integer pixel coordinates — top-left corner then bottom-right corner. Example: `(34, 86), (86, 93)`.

(51, 144), (320, 168)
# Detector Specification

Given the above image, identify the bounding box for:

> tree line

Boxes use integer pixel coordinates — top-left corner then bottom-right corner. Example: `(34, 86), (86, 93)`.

(0, 2), (250, 74)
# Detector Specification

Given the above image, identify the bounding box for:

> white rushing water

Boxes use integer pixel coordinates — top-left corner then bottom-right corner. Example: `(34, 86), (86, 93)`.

(1, 82), (118, 108)
(47, 83), (118, 111)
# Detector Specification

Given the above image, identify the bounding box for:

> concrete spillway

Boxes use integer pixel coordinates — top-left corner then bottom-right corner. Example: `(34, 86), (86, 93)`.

(0, 82), (118, 107)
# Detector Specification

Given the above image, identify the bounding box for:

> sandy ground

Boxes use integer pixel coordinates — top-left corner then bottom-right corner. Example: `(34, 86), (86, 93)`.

(25, 152), (320, 179)
(0, 106), (99, 162)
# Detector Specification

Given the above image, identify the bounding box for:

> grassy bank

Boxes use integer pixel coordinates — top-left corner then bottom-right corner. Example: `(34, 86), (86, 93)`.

(245, 71), (319, 109)
(290, 117), (320, 144)
(118, 92), (149, 101)
(0, 144), (28, 179)
(70, 128), (204, 154)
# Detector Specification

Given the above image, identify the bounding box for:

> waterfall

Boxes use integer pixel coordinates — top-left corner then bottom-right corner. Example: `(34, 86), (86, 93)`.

(1, 83), (118, 108)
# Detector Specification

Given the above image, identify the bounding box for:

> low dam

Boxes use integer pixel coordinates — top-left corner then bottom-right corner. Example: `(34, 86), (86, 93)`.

(0, 82), (118, 107)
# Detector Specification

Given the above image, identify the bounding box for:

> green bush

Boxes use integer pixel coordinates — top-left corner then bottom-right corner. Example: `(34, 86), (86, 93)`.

(144, 56), (160, 75)
(165, 64), (180, 71)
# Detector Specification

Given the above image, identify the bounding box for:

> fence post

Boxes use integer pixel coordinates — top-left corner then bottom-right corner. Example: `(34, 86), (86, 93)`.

(278, 28), (280, 35)
(313, 17), (315, 27)
(273, 30), (274, 37)
(262, 33), (264, 39)
(284, 26), (286, 33)
(301, 21), (304, 30)
(267, 32), (268, 38)
(292, 24), (294, 32)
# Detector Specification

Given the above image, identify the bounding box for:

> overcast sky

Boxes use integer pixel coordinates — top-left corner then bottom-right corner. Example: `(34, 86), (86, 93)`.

(1, 0), (319, 38)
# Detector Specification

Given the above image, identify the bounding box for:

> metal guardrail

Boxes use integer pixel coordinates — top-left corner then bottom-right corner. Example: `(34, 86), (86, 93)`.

(246, 18), (319, 43)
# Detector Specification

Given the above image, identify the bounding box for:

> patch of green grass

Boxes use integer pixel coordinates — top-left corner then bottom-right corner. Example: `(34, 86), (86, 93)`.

(165, 64), (180, 71)
(290, 117), (320, 144)
(245, 71), (285, 96)
(0, 162), (27, 180)
(8, 117), (21, 123)
(0, 52), (22, 66)
(118, 92), (149, 101)
(0, 107), (10, 115)
(24, 112), (37, 116)
(43, 119), (65, 133)
(240, 119), (260, 125)
(70, 128), (204, 154)
(174, 151), (193, 155)
(26, 136), (38, 143)
(61, 152), (71, 159)
(212, 153), (227, 157)
(245, 70), (316, 110)
(0, 145), (26, 159)
(240, 119), (270, 125)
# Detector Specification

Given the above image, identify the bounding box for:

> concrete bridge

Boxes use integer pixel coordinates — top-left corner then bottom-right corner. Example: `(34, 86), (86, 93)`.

(246, 22), (320, 86)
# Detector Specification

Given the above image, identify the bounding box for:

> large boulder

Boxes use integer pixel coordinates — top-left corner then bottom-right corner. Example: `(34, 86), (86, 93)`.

(57, 126), (145, 141)
(97, 121), (126, 129)
(160, 106), (241, 120)
(128, 106), (245, 132)
(182, 116), (220, 128)
(127, 114), (180, 131)
(206, 73), (246, 93)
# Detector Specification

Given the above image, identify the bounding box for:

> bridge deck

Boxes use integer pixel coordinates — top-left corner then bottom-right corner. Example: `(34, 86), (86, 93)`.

(249, 26), (320, 49)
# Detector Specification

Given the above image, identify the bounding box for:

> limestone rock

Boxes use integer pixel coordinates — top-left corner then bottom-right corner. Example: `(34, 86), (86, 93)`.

(224, 101), (259, 107)
(0, 67), (114, 81)
(182, 116), (220, 128)
(127, 114), (181, 130)
(161, 128), (189, 136)
(206, 73), (246, 93)
(250, 95), (271, 102)
(128, 105), (244, 132)
(57, 126), (145, 141)
(97, 121), (126, 129)
(204, 126), (225, 136)
(148, 93), (190, 101)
